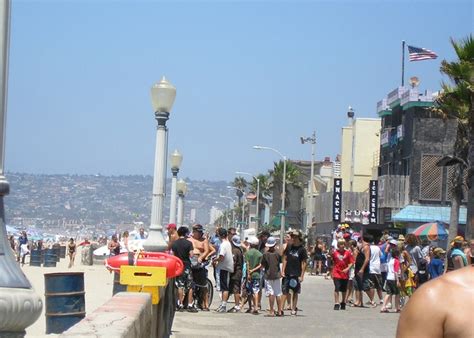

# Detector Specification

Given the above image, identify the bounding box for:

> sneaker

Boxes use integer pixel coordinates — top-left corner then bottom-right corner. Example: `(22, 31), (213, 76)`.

(187, 306), (198, 313)
(216, 306), (227, 313)
(340, 303), (346, 310)
(228, 307), (240, 313)
(333, 304), (340, 311)
(387, 302), (392, 309)
(380, 300), (384, 305)
(177, 305), (184, 312)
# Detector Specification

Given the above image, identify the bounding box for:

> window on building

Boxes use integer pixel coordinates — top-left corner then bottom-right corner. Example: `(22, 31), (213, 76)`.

(403, 159), (410, 176)
(419, 154), (443, 201)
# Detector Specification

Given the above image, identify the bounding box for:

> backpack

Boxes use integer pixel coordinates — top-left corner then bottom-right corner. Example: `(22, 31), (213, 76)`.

(416, 260), (429, 284)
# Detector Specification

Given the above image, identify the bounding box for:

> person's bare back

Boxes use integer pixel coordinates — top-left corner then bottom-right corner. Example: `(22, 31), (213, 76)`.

(396, 266), (474, 338)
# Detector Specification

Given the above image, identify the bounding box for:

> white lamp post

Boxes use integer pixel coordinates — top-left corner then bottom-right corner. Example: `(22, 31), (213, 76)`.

(169, 149), (183, 225)
(0, 1), (42, 335)
(235, 171), (260, 233)
(300, 131), (316, 233)
(220, 195), (236, 227)
(253, 145), (287, 244)
(227, 186), (246, 238)
(144, 76), (176, 252)
(176, 179), (187, 227)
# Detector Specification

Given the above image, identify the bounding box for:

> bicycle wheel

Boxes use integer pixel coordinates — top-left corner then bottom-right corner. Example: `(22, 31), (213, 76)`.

(206, 278), (214, 307)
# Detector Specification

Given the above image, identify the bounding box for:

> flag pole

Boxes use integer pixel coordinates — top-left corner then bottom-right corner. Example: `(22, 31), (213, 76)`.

(401, 40), (405, 86)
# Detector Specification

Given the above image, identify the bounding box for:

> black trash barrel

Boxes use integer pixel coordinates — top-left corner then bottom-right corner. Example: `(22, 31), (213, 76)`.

(52, 244), (61, 262)
(59, 245), (67, 259)
(44, 272), (86, 334)
(30, 249), (42, 267)
(43, 249), (57, 267)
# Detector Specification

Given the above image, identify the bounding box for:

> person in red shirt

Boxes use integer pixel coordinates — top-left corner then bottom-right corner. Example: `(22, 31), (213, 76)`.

(332, 239), (354, 310)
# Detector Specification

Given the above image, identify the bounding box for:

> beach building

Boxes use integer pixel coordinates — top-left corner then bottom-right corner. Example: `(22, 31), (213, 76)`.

(376, 84), (467, 234)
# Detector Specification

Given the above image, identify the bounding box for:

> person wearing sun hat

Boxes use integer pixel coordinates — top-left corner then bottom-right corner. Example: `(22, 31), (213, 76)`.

(245, 236), (263, 315)
(281, 229), (308, 316)
(428, 247), (445, 279)
(261, 237), (283, 316)
(227, 235), (244, 313)
(449, 236), (468, 270)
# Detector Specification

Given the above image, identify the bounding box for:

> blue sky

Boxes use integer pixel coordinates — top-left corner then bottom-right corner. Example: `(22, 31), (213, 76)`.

(5, 0), (472, 181)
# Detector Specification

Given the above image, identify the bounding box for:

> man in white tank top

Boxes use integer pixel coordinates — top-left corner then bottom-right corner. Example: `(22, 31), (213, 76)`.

(368, 239), (384, 306)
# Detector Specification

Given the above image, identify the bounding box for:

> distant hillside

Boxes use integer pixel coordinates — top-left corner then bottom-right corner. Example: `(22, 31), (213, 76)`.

(5, 172), (232, 227)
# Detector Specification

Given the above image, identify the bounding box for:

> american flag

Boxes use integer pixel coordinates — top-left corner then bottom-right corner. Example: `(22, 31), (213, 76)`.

(407, 45), (438, 61)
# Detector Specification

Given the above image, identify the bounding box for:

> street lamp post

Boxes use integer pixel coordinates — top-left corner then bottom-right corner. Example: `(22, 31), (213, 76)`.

(0, 1), (43, 335)
(169, 149), (183, 225)
(215, 201), (229, 227)
(253, 145), (287, 244)
(235, 171), (260, 233)
(144, 76), (176, 252)
(227, 186), (246, 237)
(176, 179), (187, 227)
(220, 195), (236, 227)
(300, 131), (316, 233)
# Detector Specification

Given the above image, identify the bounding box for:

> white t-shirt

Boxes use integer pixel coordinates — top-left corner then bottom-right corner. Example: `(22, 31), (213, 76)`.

(369, 245), (382, 274)
(387, 257), (400, 281)
(217, 240), (234, 273)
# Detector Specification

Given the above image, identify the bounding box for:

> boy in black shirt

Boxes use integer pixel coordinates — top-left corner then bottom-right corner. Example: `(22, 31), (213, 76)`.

(171, 226), (197, 312)
(281, 230), (308, 316)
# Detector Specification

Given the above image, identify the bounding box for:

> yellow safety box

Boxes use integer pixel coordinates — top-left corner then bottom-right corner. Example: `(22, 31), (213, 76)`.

(119, 266), (167, 304)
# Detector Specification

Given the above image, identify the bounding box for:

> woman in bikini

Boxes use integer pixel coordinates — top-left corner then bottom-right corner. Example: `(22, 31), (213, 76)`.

(68, 238), (76, 268)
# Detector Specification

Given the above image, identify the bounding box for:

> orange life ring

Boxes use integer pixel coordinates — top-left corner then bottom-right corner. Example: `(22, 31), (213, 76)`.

(105, 251), (184, 278)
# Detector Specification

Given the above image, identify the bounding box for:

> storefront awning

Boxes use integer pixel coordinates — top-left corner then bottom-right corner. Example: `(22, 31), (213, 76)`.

(392, 205), (467, 224)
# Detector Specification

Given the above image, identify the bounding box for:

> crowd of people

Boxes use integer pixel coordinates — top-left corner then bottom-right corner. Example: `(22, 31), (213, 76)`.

(307, 224), (473, 313)
(166, 221), (473, 317)
(167, 224), (308, 316)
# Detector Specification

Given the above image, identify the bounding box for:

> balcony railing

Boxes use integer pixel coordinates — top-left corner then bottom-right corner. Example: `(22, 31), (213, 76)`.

(378, 175), (410, 209)
(376, 98), (389, 114)
(387, 86), (408, 106)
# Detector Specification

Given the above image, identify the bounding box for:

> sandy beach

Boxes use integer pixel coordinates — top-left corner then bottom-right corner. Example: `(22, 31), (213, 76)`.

(21, 254), (114, 337)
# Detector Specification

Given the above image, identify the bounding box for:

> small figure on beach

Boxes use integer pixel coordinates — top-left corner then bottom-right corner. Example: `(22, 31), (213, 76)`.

(68, 238), (76, 268)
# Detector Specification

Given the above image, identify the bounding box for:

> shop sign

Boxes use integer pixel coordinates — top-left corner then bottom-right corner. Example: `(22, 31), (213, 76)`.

(369, 180), (378, 224)
(333, 178), (342, 222)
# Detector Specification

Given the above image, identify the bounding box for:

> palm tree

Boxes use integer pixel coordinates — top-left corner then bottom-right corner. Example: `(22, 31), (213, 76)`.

(434, 34), (474, 241)
(249, 174), (272, 225)
(269, 160), (302, 212)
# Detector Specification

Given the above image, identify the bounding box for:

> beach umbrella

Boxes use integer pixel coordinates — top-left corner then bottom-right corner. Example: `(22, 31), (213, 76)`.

(6, 225), (18, 233)
(412, 221), (448, 241)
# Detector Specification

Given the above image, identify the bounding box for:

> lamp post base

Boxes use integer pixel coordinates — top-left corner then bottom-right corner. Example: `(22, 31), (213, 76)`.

(142, 228), (168, 252)
(0, 287), (42, 335)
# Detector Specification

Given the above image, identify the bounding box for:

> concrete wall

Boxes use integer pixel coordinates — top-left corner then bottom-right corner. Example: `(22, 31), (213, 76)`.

(341, 118), (381, 193)
(341, 126), (353, 191)
(60, 292), (152, 338)
(352, 118), (381, 192)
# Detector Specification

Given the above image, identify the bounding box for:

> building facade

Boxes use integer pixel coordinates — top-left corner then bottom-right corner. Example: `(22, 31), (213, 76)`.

(376, 85), (467, 233)
(340, 116), (381, 192)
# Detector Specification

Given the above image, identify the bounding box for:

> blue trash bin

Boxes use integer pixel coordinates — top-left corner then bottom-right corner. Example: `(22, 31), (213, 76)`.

(43, 249), (57, 267)
(44, 272), (86, 334)
(30, 249), (42, 267)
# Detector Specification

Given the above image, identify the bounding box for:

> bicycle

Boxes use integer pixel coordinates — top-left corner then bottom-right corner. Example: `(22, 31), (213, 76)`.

(181, 260), (214, 310)
(192, 277), (214, 310)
